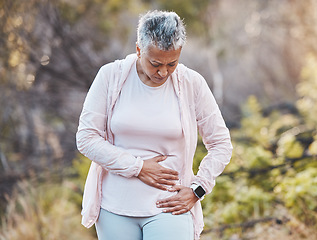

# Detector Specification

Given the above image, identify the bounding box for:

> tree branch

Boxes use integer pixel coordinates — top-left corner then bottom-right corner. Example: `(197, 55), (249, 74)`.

(202, 216), (290, 234)
(223, 153), (316, 179)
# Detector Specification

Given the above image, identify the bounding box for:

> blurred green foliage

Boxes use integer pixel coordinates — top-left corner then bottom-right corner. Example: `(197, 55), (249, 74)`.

(275, 168), (317, 224)
(200, 55), (317, 237)
(0, 180), (96, 240)
(297, 54), (317, 128)
(155, 0), (211, 34)
(70, 153), (92, 209)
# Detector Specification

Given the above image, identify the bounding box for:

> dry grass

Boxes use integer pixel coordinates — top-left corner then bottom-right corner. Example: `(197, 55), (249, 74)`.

(0, 180), (96, 240)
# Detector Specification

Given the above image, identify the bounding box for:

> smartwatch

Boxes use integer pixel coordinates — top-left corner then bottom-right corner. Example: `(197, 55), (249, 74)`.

(190, 184), (206, 199)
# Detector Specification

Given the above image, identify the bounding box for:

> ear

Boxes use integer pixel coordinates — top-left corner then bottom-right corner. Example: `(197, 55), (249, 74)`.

(136, 43), (141, 58)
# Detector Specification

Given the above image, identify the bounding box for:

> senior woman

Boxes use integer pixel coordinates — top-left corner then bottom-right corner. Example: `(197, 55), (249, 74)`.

(76, 10), (232, 240)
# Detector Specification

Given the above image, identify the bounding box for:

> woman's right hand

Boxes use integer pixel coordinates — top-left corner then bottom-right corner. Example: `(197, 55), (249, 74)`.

(137, 155), (179, 191)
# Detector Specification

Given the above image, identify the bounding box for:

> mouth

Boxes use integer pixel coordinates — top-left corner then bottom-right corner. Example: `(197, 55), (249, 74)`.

(154, 76), (166, 81)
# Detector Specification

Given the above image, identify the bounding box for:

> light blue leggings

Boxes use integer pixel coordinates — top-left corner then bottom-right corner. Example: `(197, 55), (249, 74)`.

(95, 208), (194, 240)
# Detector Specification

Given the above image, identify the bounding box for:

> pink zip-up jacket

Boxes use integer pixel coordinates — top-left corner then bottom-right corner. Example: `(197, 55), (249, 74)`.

(76, 53), (233, 239)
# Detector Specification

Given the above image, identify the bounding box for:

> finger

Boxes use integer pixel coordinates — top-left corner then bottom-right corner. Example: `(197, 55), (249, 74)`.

(167, 184), (187, 192)
(156, 179), (177, 187)
(162, 205), (185, 213)
(160, 168), (179, 176)
(170, 185), (183, 191)
(157, 196), (179, 205)
(142, 177), (169, 191)
(151, 182), (169, 191)
(157, 200), (179, 209)
(161, 203), (191, 214)
(171, 209), (189, 215)
(154, 155), (167, 162)
(160, 173), (179, 180)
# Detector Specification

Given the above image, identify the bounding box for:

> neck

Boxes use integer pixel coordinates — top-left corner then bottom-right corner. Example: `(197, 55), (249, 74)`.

(136, 58), (149, 84)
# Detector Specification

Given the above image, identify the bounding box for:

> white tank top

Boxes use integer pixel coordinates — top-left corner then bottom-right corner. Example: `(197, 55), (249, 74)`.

(101, 61), (185, 216)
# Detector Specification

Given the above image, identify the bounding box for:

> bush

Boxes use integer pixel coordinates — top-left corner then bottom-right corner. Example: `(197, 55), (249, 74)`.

(0, 179), (95, 240)
(196, 55), (317, 239)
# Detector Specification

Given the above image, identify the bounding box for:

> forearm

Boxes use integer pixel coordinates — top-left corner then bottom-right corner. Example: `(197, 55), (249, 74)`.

(194, 75), (233, 194)
(76, 118), (143, 178)
(193, 129), (233, 194)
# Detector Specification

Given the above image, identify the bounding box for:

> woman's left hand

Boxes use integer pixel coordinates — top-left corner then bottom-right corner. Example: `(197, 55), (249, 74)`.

(156, 185), (199, 215)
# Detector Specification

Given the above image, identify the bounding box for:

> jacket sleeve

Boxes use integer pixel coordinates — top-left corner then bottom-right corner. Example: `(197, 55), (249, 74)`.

(192, 74), (233, 194)
(76, 65), (143, 178)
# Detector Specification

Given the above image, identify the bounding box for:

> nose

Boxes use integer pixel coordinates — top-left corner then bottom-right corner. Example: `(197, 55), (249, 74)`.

(158, 67), (168, 77)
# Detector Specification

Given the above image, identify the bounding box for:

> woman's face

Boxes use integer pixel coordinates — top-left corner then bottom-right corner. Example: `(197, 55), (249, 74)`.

(136, 44), (182, 87)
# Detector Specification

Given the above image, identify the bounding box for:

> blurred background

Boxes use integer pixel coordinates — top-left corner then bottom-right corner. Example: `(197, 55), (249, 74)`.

(0, 0), (317, 239)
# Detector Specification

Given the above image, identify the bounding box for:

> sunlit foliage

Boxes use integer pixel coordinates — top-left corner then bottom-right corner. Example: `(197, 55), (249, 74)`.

(200, 55), (317, 238)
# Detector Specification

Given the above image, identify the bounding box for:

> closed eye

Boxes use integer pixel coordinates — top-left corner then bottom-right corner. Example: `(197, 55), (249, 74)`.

(150, 61), (177, 67)
(151, 62), (160, 67)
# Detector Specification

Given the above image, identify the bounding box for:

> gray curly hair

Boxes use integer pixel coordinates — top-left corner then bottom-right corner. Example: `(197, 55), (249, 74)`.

(137, 10), (186, 52)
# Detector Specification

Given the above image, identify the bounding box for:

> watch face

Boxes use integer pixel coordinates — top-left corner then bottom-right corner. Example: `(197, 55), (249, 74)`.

(195, 186), (206, 198)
